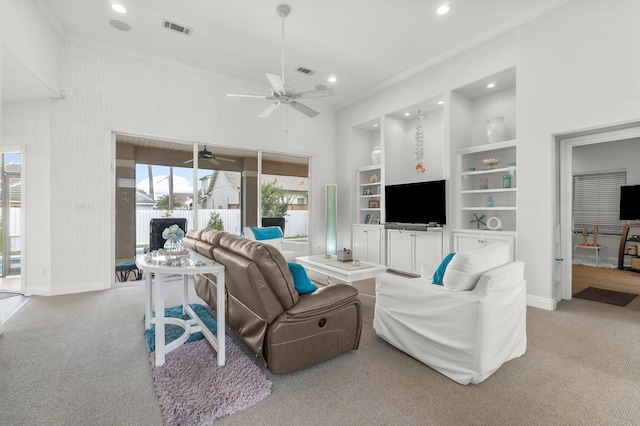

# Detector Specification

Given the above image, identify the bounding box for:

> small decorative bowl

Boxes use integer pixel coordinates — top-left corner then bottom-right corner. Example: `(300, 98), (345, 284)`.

(508, 162), (516, 167)
(468, 167), (476, 171)
(482, 158), (500, 169)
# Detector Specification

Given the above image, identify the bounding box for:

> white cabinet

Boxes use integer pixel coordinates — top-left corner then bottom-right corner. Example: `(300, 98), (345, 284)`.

(387, 229), (443, 276)
(453, 230), (515, 261)
(357, 165), (383, 225)
(352, 225), (384, 265)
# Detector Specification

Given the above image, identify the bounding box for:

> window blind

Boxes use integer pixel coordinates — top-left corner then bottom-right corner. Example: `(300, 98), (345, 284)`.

(573, 170), (626, 235)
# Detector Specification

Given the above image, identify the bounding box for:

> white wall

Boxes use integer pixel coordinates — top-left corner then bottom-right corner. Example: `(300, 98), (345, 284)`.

(1, 15), (335, 295)
(336, 0), (640, 310)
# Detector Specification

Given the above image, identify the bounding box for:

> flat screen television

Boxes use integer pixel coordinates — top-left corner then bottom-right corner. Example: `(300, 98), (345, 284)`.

(385, 179), (446, 225)
(620, 184), (640, 220)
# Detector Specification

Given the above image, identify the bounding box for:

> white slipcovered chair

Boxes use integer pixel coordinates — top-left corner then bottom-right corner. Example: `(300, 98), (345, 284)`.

(242, 226), (308, 262)
(374, 243), (526, 385)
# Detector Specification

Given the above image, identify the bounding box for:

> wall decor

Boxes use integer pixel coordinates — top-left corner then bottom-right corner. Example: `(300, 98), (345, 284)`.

(368, 200), (380, 209)
(486, 216), (502, 230)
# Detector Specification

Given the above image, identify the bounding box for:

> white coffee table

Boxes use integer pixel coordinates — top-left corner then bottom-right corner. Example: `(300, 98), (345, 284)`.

(136, 251), (225, 367)
(295, 255), (387, 285)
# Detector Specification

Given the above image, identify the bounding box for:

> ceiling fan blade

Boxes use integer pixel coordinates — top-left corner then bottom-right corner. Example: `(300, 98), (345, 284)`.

(266, 74), (286, 96)
(227, 93), (270, 99)
(258, 102), (280, 118)
(183, 158), (194, 164)
(289, 101), (319, 118)
(208, 158), (221, 166)
(293, 88), (334, 100)
(215, 156), (236, 163)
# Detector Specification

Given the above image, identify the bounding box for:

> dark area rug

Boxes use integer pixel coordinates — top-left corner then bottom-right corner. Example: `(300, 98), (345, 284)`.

(573, 287), (638, 307)
(146, 305), (272, 424)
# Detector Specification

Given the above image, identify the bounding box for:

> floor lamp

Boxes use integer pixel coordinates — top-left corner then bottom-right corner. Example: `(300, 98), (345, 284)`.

(325, 184), (337, 255)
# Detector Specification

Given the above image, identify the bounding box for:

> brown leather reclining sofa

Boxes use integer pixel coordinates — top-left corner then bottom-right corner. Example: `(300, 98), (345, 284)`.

(183, 229), (363, 374)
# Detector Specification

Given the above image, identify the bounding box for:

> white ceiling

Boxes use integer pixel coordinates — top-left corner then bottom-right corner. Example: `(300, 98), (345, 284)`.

(5, 0), (569, 107)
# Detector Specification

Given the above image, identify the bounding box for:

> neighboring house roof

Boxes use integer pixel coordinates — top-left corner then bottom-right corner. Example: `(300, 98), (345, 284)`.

(262, 174), (308, 192)
(136, 191), (155, 206)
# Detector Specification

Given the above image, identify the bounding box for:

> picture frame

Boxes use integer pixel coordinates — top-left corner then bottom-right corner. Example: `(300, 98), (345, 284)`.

(364, 214), (372, 224)
(372, 218), (380, 225)
(363, 188), (372, 196)
(368, 200), (380, 208)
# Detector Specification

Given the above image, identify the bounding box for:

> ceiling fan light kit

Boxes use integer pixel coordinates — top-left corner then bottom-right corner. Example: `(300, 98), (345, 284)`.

(226, 4), (333, 120)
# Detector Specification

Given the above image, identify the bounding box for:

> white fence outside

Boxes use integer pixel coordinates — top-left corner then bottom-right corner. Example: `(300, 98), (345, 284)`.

(135, 209), (308, 246)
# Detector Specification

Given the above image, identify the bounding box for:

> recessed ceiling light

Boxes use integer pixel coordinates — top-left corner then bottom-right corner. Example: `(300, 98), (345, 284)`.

(373, 123), (379, 127)
(328, 75), (337, 83)
(487, 82), (496, 89)
(112, 3), (127, 14)
(404, 112), (411, 117)
(438, 100), (444, 105)
(437, 4), (450, 15)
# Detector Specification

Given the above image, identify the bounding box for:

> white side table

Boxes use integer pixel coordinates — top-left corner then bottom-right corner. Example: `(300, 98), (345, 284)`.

(136, 251), (225, 367)
(575, 244), (607, 267)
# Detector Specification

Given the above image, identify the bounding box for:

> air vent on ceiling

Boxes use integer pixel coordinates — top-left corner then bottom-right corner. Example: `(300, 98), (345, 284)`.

(162, 19), (193, 36)
(296, 67), (315, 75)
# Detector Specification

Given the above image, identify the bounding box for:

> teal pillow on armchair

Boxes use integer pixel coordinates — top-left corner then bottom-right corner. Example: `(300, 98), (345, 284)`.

(288, 263), (318, 294)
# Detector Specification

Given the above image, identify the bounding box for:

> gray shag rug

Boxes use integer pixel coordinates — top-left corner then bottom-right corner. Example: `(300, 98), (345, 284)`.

(150, 336), (272, 425)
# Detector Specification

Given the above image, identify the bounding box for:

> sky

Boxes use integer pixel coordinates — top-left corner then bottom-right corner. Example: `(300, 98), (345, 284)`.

(136, 164), (211, 198)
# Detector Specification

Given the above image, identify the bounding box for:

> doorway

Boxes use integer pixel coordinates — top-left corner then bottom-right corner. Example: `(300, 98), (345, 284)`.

(558, 121), (640, 301)
(0, 151), (22, 290)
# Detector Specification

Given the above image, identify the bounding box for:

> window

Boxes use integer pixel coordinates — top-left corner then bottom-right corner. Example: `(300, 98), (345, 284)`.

(573, 170), (626, 235)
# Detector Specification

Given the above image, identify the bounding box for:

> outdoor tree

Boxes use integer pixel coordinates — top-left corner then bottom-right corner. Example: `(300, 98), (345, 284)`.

(156, 194), (184, 211)
(207, 211), (224, 231)
(261, 181), (292, 217)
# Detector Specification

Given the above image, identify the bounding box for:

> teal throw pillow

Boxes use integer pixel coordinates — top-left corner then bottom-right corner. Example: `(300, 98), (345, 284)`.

(288, 262), (318, 294)
(432, 252), (456, 285)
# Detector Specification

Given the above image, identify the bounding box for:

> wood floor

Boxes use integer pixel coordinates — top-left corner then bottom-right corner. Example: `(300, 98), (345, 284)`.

(572, 264), (640, 310)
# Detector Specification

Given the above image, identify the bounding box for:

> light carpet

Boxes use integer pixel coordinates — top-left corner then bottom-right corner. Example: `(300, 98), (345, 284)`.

(147, 305), (272, 425)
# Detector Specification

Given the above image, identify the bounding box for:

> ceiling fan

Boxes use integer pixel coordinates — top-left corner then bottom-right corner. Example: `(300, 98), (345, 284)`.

(226, 4), (333, 119)
(184, 147), (236, 166)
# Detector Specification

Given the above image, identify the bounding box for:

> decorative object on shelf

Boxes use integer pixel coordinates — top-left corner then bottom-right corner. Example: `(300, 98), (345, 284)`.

(486, 216), (503, 230)
(470, 213), (487, 229)
(503, 175), (512, 188)
(482, 158), (500, 169)
(485, 116), (509, 144)
(487, 196), (494, 207)
(414, 110), (425, 174)
(366, 174), (378, 184)
(583, 227), (588, 245)
(371, 146), (381, 165)
(372, 218), (381, 225)
(468, 167), (476, 171)
(368, 200), (380, 208)
(363, 188), (372, 196)
(162, 224), (186, 253)
(508, 162), (516, 167)
(626, 245), (637, 256)
(364, 214), (372, 224)
(480, 178), (489, 190)
(592, 223), (598, 246)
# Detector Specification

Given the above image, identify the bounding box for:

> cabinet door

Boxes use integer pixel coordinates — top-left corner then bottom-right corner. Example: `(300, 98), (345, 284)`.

(352, 226), (381, 264)
(413, 231), (443, 275)
(366, 227), (382, 264)
(352, 226), (368, 261)
(387, 230), (413, 273)
(483, 236), (514, 261)
(454, 234), (482, 252)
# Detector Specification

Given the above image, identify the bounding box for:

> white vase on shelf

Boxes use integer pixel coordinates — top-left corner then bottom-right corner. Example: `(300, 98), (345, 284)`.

(485, 117), (509, 144)
(371, 146), (381, 165)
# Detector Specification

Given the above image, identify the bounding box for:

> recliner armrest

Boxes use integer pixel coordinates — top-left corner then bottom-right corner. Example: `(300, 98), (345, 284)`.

(286, 283), (359, 318)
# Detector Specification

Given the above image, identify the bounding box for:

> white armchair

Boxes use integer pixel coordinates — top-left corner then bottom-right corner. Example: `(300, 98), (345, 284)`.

(373, 244), (526, 385)
(242, 226), (308, 262)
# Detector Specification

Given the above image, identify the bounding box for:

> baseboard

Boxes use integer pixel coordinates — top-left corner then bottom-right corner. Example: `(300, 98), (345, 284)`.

(527, 294), (556, 311)
(26, 281), (108, 296)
